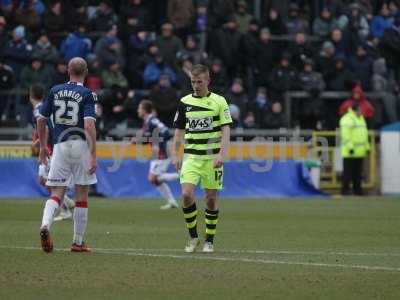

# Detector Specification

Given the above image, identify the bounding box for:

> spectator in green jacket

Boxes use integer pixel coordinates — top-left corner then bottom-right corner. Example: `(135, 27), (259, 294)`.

(20, 56), (54, 90)
(101, 61), (128, 89)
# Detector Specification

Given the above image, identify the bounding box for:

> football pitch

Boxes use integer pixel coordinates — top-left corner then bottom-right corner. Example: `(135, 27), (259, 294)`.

(1, 197), (400, 300)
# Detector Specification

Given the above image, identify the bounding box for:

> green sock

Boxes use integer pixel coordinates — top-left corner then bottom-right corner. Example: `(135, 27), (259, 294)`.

(205, 209), (219, 243)
(182, 203), (198, 238)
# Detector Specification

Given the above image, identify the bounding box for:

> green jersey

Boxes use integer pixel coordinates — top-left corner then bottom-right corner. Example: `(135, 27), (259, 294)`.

(173, 92), (232, 159)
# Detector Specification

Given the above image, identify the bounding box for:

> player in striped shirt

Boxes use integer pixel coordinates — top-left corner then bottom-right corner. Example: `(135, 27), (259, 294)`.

(172, 64), (232, 253)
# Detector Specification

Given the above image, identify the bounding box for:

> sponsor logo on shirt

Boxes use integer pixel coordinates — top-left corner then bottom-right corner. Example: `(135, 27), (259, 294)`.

(188, 117), (213, 131)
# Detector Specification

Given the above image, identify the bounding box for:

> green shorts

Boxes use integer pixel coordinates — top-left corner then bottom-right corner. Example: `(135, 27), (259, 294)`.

(180, 157), (223, 190)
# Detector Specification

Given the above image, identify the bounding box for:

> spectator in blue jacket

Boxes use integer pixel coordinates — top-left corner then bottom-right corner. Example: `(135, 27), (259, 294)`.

(126, 29), (154, 88)
(94, 24), (124, 68)
(371, 4), (393, 38)
(143, 52), (176, 87)
(60, 23), (92, 61)
(3, 25), (32, 82)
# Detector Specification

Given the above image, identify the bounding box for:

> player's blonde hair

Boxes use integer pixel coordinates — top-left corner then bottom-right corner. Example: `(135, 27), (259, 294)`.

(191, 64), (210, 78)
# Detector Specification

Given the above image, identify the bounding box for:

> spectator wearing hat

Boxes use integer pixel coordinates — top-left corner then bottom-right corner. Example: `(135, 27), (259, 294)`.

(167, 0), (194, 40)
(285, 3), (309, 34)
(337, 3), (370, 39)
(287, 32), (315, 71)
(209, 16), (242, 80)
(339, 84), (375, 119)
(234, 0), (253, 34)
(268, 52), (297, 100)
(32, 32), (59, 66)
(60, 23), (92, 61)
(89, 1), (118, 32)
(254, 27), (279, 87)
(101, 61), (129, 89)
(143, 51), (177, 88)
(316, 41), (336, 81)
(209, 58), (229, 94)
(312, 6), (338, 39)
(155, 22), (183, 69)
(262, 8), (286, 35)
(349, 44), (374, 91)
(52, 59), (68, 86)
(94, 24), (125, 68)
(176, 35), (207, 65)
(3, 25), (32, 82)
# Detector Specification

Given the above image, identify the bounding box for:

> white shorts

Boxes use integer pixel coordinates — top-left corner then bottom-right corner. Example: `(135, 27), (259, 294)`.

(149, 159), (171, 176)
(46, 140), (97, 187)
(39, 157), (74, 188)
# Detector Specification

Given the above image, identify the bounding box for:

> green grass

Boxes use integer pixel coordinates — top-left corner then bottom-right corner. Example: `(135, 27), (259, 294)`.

(1, 197), (400, 300)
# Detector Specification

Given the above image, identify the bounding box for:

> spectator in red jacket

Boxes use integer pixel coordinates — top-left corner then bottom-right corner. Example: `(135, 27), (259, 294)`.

(339, 84), (375, 118)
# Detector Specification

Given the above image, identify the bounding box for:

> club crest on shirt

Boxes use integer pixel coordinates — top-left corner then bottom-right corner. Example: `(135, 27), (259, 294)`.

(224, 108), (231, 119)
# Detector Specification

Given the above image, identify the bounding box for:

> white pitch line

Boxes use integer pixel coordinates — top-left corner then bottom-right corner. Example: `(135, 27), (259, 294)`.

(1, 245), (400, 272)
(2, 245), (400, 257)
(93, 247), (400, 257)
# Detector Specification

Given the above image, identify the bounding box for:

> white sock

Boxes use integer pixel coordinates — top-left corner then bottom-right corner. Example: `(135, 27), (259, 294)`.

(156, 183), (177, 205)
(41, 197), (60, 229)
(63, 195), (75, 209)
(73, 202), (88, 245)
(157, 173), (179, 182)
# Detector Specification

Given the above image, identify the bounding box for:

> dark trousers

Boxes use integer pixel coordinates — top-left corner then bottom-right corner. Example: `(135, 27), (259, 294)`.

(341, 158), (364, 196)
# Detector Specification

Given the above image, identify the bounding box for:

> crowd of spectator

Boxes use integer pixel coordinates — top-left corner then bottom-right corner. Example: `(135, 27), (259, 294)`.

(0, 0), (399, 133)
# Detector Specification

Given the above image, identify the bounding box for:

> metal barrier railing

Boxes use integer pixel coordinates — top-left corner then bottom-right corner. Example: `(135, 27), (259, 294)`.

(312, 130), (378, 190)
(284, 91), (385, 127)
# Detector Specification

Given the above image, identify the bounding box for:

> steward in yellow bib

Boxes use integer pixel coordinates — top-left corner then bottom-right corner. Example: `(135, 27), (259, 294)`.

(339, 102), (370, 195)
